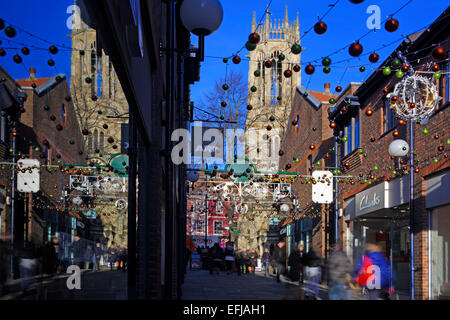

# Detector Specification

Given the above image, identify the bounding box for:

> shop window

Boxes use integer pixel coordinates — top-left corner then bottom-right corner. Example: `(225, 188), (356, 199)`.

(195, 219), (204, 233)
(214, 221), (223, 235)
(383, 99), (398, 133)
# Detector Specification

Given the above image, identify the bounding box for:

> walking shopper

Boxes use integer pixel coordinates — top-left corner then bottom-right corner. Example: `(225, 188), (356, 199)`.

(19, 243), (38, 292)
(303, 249), (323, 300)
(40, 240), (57, 275)
(93, 242), (104, 271)
(84, 244), (93, 270)
(272, 239), (287, 282)
(209, 243), (224, 275)
(242, 250), (250, 274)
(327, 243), (353, 300)
(249, 249), (258, 274)
(262, 248), (271, 278)
(287, 242), (304, 283)
(352, 243), (395, 300)
(107, 242), (118, 270)
(224, 242), (235, 275)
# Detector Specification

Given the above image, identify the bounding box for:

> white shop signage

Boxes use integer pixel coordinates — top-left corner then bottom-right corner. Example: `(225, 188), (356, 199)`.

(355, 182), (389, 216)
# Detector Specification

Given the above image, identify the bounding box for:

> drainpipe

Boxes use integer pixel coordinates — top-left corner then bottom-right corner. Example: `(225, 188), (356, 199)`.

(409, 119), (415, 300)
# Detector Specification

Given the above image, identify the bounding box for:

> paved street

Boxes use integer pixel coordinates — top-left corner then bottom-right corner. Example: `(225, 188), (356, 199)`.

(181, 268), (367, 300)
(1, 268), (127, 300)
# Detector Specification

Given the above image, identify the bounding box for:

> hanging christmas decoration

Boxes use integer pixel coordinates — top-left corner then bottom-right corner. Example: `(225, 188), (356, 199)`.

(222, 58), (228, 63)
(335, 86), (342, 93)
(293, 65), (301, 72)
(21, 47), (30, 55)
(383, 67), (392, 76)
(47, 59), (55, 66)
(0, 49), (6, 56)
(395, 70), (404, 78)
(322, 57), (331, 66)
(248, 32), (260, 44)
(284, 69), (292, 78)
(349, 41), (363, 57)
(291, 44), (302, 55)
(401, 64), (410, 73)
(369, 52), (380, 63)
(246, 41), (257, 51)
(0, 19), (4, 30)
(278, 53), (286, 61)
(305, 64), (315, 75)
(360, 66), (366, 72)
(4, 26), (16, 38)
(264, 60), (273, 68)
(13, 54), (22, 64)
(254, 70), (261, 77)
(323, 66), (331, 74)
(390, 75), (441, 121)
(250, 86), (257, 92)
(232, 56), (241, 64)
(434, 72), (442, 79)
(385, 17), (399, 32)
(222, 84), (230, 91)
(365, 108), (373, 116)
(432, 45), (447, 61)
(221, 101), (227, 107)
(49, 45), (58, 54)
(329, 121), (336, 128)
(247, 104), (253, 110)
(314, 21), (327, 35)
(349, 0), (365, 3)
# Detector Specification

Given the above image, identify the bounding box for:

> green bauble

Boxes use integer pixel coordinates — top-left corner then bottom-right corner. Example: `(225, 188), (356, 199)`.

(360, 66), (366, 72)
(434, 72), (442, 79)
(291, 44), (302, 54)
(254, 70), (261, 77)
(422, 129), (428, 135)
(323, 67), (331, 74)
(342, 137), (348, 142)
(374, 166), (379, 171)
(277, 96), (282, 101)
(222, 58), (228, 63)
(383, 67), (392, 76)
(278, 53), (286, 61)
(250, 86), (257, 92)
(312, 127), (317, 131)
(395, 70), (404, 78)
(246, 41), (257, 51)
(269, 115), (275, 121)
(433, 158), (439, 164)
(222, 84), (229, 90)
(322, 57), (331, 66)
(446, 139), (450, 145)
(329, 98), (336, 104)
(391, 58), (402, 69)
(303, 92), (309, 97)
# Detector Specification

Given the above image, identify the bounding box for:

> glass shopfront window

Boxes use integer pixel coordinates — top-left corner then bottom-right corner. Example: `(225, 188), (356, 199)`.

(430, 204), (450, 299)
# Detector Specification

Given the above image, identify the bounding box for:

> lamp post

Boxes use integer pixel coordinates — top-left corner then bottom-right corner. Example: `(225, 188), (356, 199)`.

(180, 0), (224, 62)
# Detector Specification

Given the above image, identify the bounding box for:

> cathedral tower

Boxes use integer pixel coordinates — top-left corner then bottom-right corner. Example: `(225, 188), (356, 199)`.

(245, 6), (301, 172)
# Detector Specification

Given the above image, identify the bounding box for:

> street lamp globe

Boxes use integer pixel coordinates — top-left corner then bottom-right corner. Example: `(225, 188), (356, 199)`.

(180, 0), (223, 61)
(180, 0), (223, 36)
(388, 139), (409, 157)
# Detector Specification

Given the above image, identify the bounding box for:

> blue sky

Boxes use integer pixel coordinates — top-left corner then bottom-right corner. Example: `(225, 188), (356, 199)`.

(0, 0), (448, 100)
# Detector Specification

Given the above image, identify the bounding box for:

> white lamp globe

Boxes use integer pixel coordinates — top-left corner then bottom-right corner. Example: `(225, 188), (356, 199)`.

(388, 139), (409, 157)
(280, 204), (290, 212)
(180, 0), (223, 36)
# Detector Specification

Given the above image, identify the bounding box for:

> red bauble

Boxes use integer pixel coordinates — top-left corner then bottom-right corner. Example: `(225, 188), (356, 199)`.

(264, 60), (273, 68)
(432, 46), (447, 61)
(401, 64), (410, 73)
(82, 129), (89, 135)
(293, 64), (301, 72)
(438, 145), (444, 152)
(21, 47), (30, 55)
(329, 121), (336, 128)
(49, 45), (58, 54)
(365, 108), (373, 116)
(247, 105), (253, 111)
(13, 54), (22, 64)
(369, 52), (380, 63)
(385, 18), (399, 32)
(279, 150), (284, 156)
(393, 130), (399, 137)
(391, 95), (399, 102)
(221, 101), (227, 107)
(431, 64), (440, 72)
(103, 124), (108, 129)
(370, 137), (376, 142)
(292, 120), (298, 126)
(305, 64), (315, 75)
(266, 125), (272, 131)
(383, 88), (389, 95)
(248, 33), (260, 44)
(309, 144), (315, 150)
(232, 56), (241, 64)
(284, 69), (292, 78)
(349, 41), (363, 57)
(335, 86), (342, 92)
(314, 21), (327, 35)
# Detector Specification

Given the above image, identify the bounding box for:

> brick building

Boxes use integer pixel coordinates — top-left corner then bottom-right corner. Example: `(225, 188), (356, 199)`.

(326, 9), (450, 300)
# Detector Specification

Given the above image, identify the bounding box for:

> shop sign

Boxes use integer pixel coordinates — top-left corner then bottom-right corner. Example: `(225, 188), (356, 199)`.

(355, 182), (388, 216)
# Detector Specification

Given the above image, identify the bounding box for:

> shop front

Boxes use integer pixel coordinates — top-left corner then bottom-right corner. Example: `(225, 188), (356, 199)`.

(426, 169), (450, 299)
(344, 177), (411, 296)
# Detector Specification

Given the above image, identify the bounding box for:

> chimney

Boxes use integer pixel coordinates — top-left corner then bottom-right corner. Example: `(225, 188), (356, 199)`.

(29, 67), (36, 79)
(324, 83), (331, 94)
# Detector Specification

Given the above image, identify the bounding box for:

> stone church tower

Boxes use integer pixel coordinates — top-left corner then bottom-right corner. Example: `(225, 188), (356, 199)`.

(69, 19), (128, 165)
(245, 6), (301, 172)
(68, 16), (129, 247)
(237, 7), (301, 253)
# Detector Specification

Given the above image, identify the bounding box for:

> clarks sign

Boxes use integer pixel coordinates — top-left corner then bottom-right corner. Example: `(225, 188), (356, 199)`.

(355, 182), (388, 215)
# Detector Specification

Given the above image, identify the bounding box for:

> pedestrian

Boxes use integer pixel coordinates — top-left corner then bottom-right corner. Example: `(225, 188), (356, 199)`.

(107, 242), (118, 270)
(235, 250), (242, 276)
(351, 243), (394, 300)
(272, 239), (287, 282)
(303, 249), (323, 300)
(262, 248), (271, 278)
(40, 240), (57, 275)
(224, 242), (235, 275)
(208, 243), (224, 275)
(327, 243), (353, 300)
(287, 242), (304, 284)
(72, 236), (83, 268)
(50, 236), (62, 274)
(248, 249), (258, 274)
(84, 244), (93, 270)
(93, 242), (104, 271)
(19, 243), (39, 293)
(242, 249), (250, 274)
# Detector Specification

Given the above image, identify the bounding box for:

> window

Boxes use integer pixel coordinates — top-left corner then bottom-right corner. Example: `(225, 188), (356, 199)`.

(97, 55), (103, 97)
(61, 104), (66, 123)
(343, 111), (361, 157)
(88, 133), (93, 151)
(383, 99), (398, 133)
(195, 219), (204, 233)
(214, 221), (223, 235)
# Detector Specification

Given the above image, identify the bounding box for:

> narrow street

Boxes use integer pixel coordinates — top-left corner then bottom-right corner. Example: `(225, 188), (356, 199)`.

(181, 268), (366, 300)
